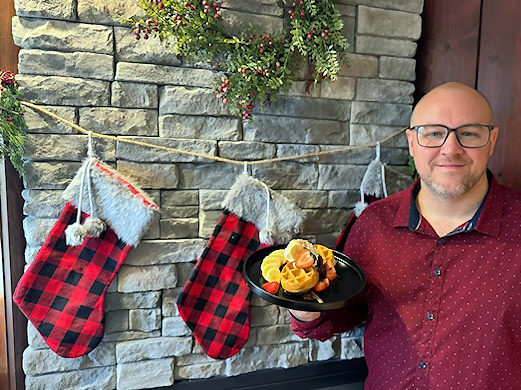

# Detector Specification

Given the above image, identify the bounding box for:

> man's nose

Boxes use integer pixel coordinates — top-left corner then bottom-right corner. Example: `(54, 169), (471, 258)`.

(440, 131), (463, 153)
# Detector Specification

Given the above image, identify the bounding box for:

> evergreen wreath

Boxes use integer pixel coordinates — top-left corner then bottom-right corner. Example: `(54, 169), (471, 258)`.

(128, 0), (349, 119)
(0, 70), (27, 176)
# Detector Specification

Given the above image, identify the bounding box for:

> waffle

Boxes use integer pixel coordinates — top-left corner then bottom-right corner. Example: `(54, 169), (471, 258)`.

(260, 249), (286, 283)
(280, 262), (319, 293)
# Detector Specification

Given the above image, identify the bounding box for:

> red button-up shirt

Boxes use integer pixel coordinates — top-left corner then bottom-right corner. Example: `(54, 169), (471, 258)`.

(291, 174), (521, 390)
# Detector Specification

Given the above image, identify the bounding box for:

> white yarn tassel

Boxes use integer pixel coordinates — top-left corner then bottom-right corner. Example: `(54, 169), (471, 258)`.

(84, 139), (106, 237)
(65, 159), (91, 246)
(258, 181), (275, 245)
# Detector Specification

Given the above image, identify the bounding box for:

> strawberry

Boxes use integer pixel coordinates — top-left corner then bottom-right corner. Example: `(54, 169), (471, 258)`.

(262, 281), (280, 294)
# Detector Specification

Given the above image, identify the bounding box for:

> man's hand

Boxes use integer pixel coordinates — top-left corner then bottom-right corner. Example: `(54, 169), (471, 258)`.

(288, 309), (321, 322)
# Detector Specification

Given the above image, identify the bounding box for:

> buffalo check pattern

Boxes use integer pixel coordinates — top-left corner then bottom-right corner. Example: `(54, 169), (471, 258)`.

(14, 203), (132, 358)
(177, 210), (269, 359)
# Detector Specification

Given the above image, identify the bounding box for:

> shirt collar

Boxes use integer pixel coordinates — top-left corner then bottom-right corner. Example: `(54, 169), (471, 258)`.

(393, 170), (503, 237)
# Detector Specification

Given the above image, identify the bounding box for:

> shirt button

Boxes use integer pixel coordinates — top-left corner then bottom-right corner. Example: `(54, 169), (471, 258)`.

(419, 362), (428, 369)
(433, 269), (441, 276)
(438, 238), (446, 244)
(427, 313), (435, 320)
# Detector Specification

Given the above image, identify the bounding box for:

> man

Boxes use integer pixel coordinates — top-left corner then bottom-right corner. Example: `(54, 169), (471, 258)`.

(290, 82), (521, 389)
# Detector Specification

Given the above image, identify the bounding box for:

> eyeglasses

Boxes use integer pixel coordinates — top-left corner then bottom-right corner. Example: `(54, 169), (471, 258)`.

(409, 124), (495, 148)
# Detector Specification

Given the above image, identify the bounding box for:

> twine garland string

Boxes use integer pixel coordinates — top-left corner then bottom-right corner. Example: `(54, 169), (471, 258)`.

(21, 101), (408, 166)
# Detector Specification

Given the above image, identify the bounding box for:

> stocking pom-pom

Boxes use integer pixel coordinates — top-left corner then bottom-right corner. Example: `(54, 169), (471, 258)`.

(84, 217), (106, 238)
(259, 229), (275, 245)
(65, 222), (88, 246)
(354, 200), (368, 217)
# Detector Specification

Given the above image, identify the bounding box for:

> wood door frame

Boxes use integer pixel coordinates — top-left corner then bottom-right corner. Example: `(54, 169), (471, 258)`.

(1, 0), (27, 389)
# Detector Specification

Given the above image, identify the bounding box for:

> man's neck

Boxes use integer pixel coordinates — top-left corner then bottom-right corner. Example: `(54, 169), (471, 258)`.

(416, 175), (489, 237)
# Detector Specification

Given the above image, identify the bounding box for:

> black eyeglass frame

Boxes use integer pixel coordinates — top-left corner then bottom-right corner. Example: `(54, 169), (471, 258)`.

(408, 124), (495, 148)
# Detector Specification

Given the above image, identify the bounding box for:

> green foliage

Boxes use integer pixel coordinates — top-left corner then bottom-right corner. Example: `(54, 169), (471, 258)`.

(0, 70), (27, 177)
(128, 0), (349, 119)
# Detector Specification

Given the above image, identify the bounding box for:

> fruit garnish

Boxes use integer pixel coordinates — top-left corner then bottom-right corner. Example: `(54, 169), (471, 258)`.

(262, 281), (280, 294)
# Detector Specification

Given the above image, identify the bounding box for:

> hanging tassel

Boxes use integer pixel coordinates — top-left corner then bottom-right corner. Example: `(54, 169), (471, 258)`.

(354, 142), (388, 216)
(258, 180), (275, 245)
(83, 134), (106, 237)
(83, 217), (105, 237)
(65, 223), (88, 246)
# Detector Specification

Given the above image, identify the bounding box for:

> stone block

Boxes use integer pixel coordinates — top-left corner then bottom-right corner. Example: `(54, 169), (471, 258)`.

(339, 53), (378, 78)
(126, 239), (204, 266)
(18, 49), (114, 81)
(114, 27), (181, 66)
(222, 9), (283, 36)
(315, 232), (340, 248)
(27, 322), (48, 350)
(24, 162), (81, 189)
(341, 338), (365, 359)
(117, 137), (217, 163)
(252, 162), (319, 190)
(341, 16), (355, 51)
(379, 56), (416, 81)
(356, 78), (414, 104)
(356, 36), (417, 57)
(317, 164), (367, 190)
(286, 81), (320, 98)
(358, 6), (421, 39)
(105, 310), (129, 334)
(104, 330), (161, 342)
(116, 161), (179, 189)
(162, 190), (199, 207)
(244, 115), (348, 144)
(351, 101), (412, 126)
(250, 305), (279, 327)
(254, 96), (351, 121)
(23, 105), (77, 134)
(176, 262), (196, 287)
(23, 343), (115, 376)
(25, 134), (115, 161)
(278, 190), (328, 208)
(17, 75), (110, 106)
(276, 144), (320, 163)
(317, 145), (374, 165)
(177, 163), (242, 189)
(309, 337), (339, 361)
(159, 86), (229, 116)
(162, 317), (191, 337)
(12, 16), (113, 54)
(116, 337), (192, 363)
(328, 190), (359, 208)
(320, 77), (356, 100)
(199, 190), (227, 210)
(129, 308), (161, 332)
(221, 0), (282, 16)
(199, 210), (222, 238)
(301, 208), (350, 234)
(77, 0), (145, 25)
(117, 358), (175, 390)
(225, 343), (308, 376)
(23, 217), (57, 246)
(79, 108), (158, 136)
(335, 0), (424, 13)
(117, 62), (217, 87)
(142, 211), (160, 240)
(218, 141), (276, 160)
(256, 325), (302, 345)
(176, 361), (226, 380)
(25, 366), (116, 390)
(22, 189), (66, 218)
(117, 264), (178, 292)
(162, 289), (181, 317)
(161, 206), (198, 218)
(25, 245), (41, 265)
(14, 0), (76, 20)
(160, 218), (199, 239)
(112, 82), (158, 109)
(350, 124), (408, 148)
(105, 291), (161, 311)
(159, 115), (241, 141)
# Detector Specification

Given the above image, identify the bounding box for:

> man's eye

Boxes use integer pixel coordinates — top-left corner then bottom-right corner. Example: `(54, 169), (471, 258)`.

(424, 131), (444, 138)
(459, 131), (479, 138)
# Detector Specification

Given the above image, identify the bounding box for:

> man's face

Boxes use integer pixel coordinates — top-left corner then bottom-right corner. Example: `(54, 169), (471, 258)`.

(406, 87), (499, 199)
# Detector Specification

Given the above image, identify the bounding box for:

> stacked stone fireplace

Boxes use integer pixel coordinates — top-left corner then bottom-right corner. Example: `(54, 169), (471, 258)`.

(13, 0), (422, 388)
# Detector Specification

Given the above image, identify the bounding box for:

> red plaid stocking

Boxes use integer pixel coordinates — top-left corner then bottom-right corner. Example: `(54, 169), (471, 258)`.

(14, 203), (131, 357)
(177, 210), (269, 359)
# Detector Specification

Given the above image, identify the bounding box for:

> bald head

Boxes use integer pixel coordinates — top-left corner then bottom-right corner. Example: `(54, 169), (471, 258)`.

(411, 82), (494, 127)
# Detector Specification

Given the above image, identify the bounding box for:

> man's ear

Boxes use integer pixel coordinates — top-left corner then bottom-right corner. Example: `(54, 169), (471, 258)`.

(406, 129), (415, 158)
(488, 126), (500, 156)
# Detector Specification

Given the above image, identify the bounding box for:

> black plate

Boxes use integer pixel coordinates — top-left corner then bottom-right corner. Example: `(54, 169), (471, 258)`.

(244, 244), (366, 312)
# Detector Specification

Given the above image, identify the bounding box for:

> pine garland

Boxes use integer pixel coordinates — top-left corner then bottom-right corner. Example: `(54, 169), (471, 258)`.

(0, 70), (27, 177)
(128, 0), (349, 119)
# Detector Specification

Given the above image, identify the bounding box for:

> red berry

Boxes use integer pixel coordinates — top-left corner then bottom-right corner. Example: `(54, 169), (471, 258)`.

(158, 2), (164, 9)
(251, 90), (257, 96)
(290, 15), (294, 19)
(215, 13), (220, 17)
(324, 29), (329, 33)
(241, 68), (247, 73)
(321, 32), (326, 37)
(307, 33), (312, 39)
(300, 10), (304, 15)
(266, 34), (271, 39)
(299, 0), (303, 3)
(203, 8), (208, 13)
(223, 98), (228, 104)
(217, 92), (223, 98)
(262, 282), (279, 294)
(259, 48), (264, 53)
(260, 43), (264, 48)
(202, 0), (208, 4)
(276, 62), (281, 67)
(6, 117), (13, 122)
(213, 2), (218, 6)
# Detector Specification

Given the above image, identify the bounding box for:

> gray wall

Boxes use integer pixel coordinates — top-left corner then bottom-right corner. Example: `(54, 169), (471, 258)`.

(14, 0), (422, 388)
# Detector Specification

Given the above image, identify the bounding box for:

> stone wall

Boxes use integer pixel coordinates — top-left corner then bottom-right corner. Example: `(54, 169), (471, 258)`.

(13, 0), (422, 388)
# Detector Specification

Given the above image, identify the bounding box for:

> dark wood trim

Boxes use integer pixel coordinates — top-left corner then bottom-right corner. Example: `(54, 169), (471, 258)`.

(1, 159), (27, 390)
(0, 0), (19, 73)
(164, 358), (367, 390)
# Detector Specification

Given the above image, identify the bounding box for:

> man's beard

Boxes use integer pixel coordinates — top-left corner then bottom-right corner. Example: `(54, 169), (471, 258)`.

(419, 163), (486, 199)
